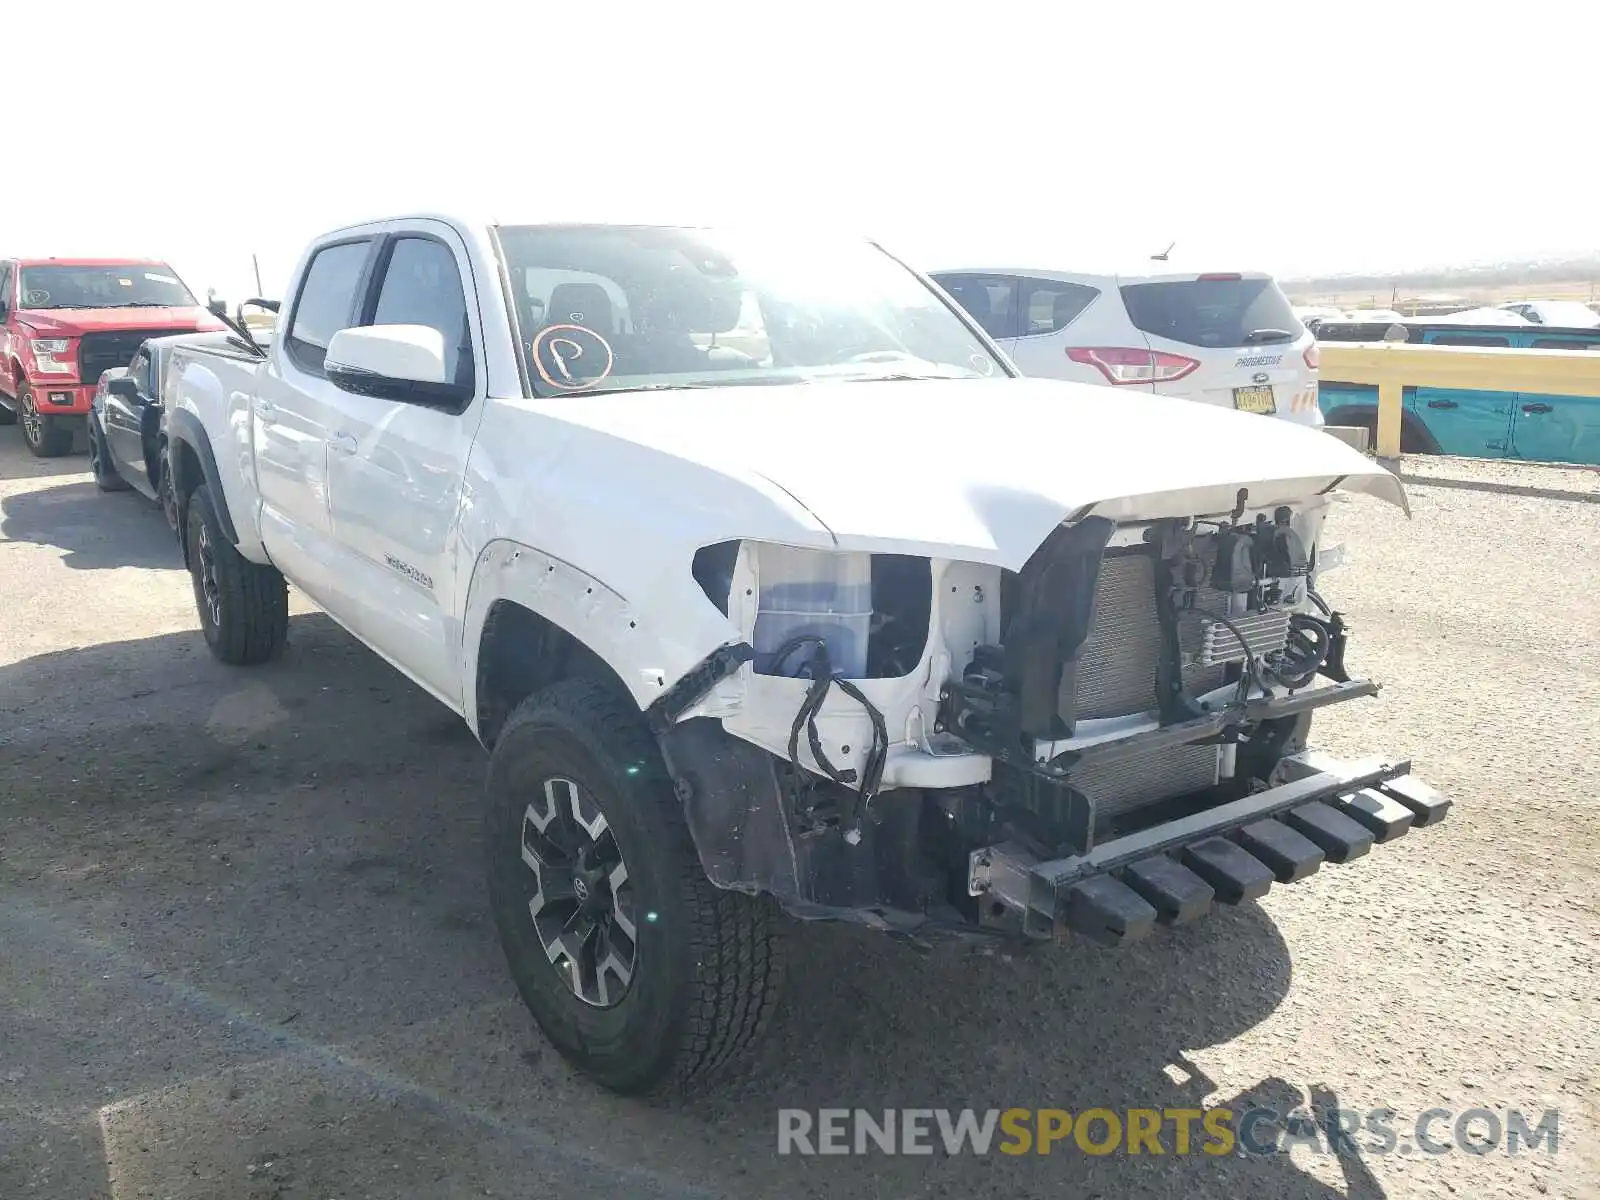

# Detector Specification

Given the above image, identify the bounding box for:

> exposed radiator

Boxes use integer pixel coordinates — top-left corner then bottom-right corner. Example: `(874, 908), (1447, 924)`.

(1062, 548), (1295, 822)
(1072, 551), (1163, 721)
(1069, 742), (1221, 823)
(1072, 551), (1292, 722)
(1073, 553), (1234, 720)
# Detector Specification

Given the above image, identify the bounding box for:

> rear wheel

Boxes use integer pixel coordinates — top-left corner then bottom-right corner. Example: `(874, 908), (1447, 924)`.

(18, 385), (72, 457)
(486, 679), (785, 1095)
(184, 483), (288, 665)
(88, 414), (130, 491)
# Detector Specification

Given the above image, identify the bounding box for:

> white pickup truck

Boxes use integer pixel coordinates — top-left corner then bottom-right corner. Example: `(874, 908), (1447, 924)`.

(163, 214), (1451, 1095)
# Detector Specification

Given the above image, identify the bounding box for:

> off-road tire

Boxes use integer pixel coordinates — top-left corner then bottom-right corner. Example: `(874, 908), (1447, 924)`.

(157, 444), (179, 531)
(184, 482), (288, 665)
(88, 414), (130, 491)
(486, 678), (785, 1096)
(18, 385), (72, 457)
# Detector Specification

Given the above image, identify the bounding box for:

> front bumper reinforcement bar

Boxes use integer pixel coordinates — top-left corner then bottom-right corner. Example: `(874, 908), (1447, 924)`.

(967, 750), (1452, 944)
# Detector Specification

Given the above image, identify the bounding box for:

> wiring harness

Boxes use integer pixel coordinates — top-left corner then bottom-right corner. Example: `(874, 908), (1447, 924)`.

(767, 635), (890, 843)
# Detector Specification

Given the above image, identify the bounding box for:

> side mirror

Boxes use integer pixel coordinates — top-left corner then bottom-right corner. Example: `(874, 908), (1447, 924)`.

(325, 324), (470, 408)
(107, 375), (141, 400)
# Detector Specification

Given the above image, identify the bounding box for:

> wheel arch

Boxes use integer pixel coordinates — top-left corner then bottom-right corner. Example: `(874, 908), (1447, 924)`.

(165, 409), (240, 565)
(473, 598), (637, 750)
(461, 539), (743, 749)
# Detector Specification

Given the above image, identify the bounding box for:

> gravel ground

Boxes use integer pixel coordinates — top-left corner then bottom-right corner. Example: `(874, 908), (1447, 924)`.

(1, 434), (1596, 1200)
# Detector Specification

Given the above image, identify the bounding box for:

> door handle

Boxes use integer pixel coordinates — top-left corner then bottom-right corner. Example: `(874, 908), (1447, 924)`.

(329, 431), (358, 455)
(254, 398), (277, 419)
(1520, 402), (1553, 415)
(1426, 399), (1458, 409)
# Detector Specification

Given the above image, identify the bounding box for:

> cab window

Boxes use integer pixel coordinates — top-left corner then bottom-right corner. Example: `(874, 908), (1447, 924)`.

(368, 237), (475, 390)
(286, 240), (372, 374)
(128, 349), (154, 395)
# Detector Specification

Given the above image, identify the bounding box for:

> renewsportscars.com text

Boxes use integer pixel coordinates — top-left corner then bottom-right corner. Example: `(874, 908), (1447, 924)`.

(777, 1106), (1561, 1158)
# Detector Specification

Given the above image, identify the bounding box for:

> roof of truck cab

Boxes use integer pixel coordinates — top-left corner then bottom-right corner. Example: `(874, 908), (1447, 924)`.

(314, 211), (872, 239)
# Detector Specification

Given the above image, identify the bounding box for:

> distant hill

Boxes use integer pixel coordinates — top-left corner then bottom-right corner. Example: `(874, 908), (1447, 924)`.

(1285, 255), (1600, 296)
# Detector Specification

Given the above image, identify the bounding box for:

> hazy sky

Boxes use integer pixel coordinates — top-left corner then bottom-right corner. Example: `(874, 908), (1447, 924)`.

(6, 0), (1595, 302)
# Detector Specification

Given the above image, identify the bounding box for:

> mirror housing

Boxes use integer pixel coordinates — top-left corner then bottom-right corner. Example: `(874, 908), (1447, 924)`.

(107, 375), (140, 400)
(325, 325), (470, 408)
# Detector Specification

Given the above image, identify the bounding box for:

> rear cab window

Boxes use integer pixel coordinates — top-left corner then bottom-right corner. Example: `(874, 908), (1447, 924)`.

(1120, 276), (1304, 349)
(286, 240), (372, 374)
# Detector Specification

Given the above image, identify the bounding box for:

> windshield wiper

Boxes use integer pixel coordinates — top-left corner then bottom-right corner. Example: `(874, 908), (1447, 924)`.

(834, 371), (986, 383)
(1242, 328), (1295, 344)
(103, 301), (180, 308)
(575, 376), (811, 396)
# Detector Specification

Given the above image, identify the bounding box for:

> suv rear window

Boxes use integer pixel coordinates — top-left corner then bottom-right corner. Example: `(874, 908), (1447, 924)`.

(1120, 277), (1303, 349)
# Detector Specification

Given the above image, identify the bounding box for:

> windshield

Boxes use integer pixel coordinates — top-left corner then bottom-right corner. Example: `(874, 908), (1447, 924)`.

(493, 225), (1006, 397)
(18, 264), (198, 310)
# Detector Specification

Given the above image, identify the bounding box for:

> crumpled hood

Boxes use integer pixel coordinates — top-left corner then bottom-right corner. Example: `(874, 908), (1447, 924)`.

(540, 376), (1407, 569)
(13, 306), (223, 336)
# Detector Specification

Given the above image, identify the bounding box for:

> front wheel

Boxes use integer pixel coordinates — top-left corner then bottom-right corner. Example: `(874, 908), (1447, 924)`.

(184, 482), (288, 664)
(18, 385), (72, 457)
(157, 444), (179, 531)
(485, 679), (785, 1095)
(88, 415), (130, 491)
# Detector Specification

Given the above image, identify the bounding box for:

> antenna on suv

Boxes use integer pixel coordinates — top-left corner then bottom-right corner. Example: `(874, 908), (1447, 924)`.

(1152, 241), (1176, 262)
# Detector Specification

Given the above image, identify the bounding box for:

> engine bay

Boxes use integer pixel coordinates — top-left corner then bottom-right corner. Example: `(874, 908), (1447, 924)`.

(664, 495), (1372, 936)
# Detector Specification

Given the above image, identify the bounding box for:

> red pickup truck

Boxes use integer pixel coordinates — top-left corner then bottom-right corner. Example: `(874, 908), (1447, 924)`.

(0, 257), (224, 456)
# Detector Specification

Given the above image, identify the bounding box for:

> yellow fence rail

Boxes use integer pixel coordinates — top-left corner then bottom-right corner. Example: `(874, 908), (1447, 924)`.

(1318, 342), (1600, 459)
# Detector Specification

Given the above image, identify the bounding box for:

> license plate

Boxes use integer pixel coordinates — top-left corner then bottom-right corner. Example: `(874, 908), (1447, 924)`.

(1233, 385), (1276, 414)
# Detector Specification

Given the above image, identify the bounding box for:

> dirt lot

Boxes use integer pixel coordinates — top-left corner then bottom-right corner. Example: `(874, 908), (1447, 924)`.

(2, 433), (1596, 1199)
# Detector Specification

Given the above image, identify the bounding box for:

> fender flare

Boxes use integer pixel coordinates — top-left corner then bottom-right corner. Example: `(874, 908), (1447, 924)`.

(459, 538), (741, 731)
(165, 408), (239, 544)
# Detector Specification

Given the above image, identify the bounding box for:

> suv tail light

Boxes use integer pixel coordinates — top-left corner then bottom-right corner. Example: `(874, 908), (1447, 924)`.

(1066, 346), (1200, 385)
(1303, 341), (1320, 370)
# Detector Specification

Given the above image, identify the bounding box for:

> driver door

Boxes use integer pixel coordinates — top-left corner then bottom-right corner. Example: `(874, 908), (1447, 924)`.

(320, 225), (485, 707)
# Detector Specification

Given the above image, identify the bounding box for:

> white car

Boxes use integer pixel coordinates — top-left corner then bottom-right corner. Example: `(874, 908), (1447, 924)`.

(161, 214), (1449, 1096)
(931, 261), (1324, 425)
(1497, 299), (1600, 328)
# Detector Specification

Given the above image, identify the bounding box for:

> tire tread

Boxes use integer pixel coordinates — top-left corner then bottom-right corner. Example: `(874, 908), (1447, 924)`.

(495, 679), (784, 1094)
(187, 483), (288, 665)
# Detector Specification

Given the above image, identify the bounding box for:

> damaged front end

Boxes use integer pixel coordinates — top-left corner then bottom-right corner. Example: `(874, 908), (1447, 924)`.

(647, 493), (1450, 947)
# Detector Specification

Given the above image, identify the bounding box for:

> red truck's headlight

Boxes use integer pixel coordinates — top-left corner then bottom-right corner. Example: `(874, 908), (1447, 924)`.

(27, 337), (75, 375)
